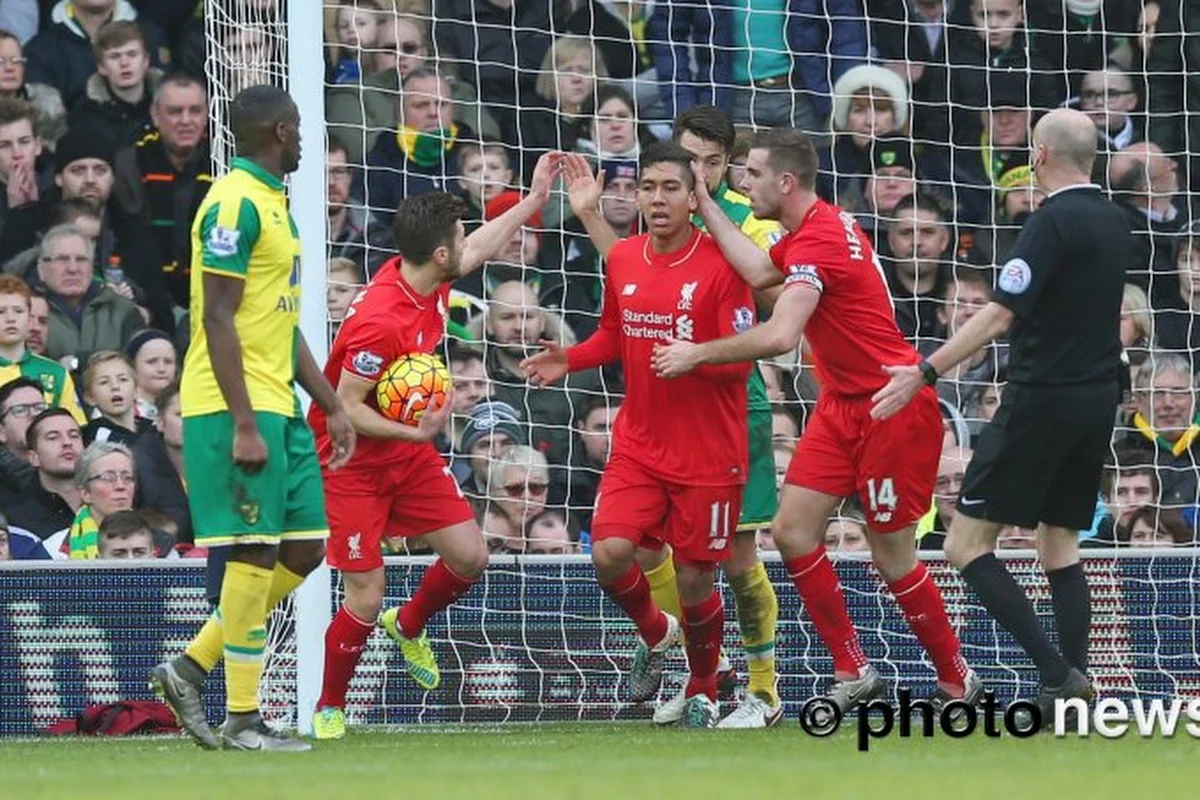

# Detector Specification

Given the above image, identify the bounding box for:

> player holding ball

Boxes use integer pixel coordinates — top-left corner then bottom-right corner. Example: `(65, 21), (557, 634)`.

(307, 152), (564, 740)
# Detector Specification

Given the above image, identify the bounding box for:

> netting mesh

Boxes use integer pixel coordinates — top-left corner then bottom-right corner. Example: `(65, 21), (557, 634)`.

(194, 0), (1200, 725)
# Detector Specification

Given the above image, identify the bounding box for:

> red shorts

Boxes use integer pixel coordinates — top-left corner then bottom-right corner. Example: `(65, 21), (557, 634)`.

(591, 452), (742, 566)
(324, 446), (475, 571)
(785, 386), (941, 533)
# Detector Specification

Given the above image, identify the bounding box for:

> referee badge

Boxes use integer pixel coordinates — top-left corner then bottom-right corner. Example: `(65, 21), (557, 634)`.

(998, 258), (1032, 294)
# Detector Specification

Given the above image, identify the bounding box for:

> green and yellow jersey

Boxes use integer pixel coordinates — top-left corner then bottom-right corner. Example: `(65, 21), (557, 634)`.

(182, 157), (301, 419)
(694, 182), (784, 414)
(0, 350), (86, 423)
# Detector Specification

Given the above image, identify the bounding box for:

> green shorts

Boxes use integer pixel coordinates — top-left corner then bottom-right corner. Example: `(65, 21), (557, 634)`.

(739, 407), (778, 532)
(183, 411), (328, 547)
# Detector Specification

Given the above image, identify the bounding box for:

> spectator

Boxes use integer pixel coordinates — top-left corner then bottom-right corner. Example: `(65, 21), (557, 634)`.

(557, 0), (652, 84)
(328, 0), (384, 85)
(454, 399), (526, 499)
(996, 526), (1038, 549)
(575, 84), (652, 163)
(362, 67), (476, 222)
(23, 0), (168, 109)
(96, 507), (154, 558)
(5, 407), (81, 550)
(881, 192), (952, 347)
(485, 443), (550, 552)
(326, 257), (363, 330)
(564, 393), (618, 529)
(855, 135), (919, 244)
(131, 379), (189, 547)
(644, 0), (732, 119)
(1119, 505), (1193, 547)
(951, 70), (1035, 225)
(455, 141), (513, 228)
(1145, 0), (1200, 193)
(0, 375), (43, 500)
(1109, 141), (1188, 309)
(819, 65), (910, 209)
(0, 509), (50, 559)
(0, 28), (66, 150)
(975, 155), (1044, 263)
(918, 442), (973, 551)
(119, 71), (209, 311)
(476, 279), (593, 464)
(1121, 282), (1155, 367)
(1119, 353), (1200, 514)
(453, 191), (549, 303)
(0, 98), (53, 234)
(66, 438), (135, 558)
(216, 24), (275, 99)
(27, 287), (47, 354)
(3, 197), (93, 278)
(824, 505), (870, 554)
(1025, 1), (1138, 98)
(446, 344), (489, 449)
(125, 327), (174, 420)
(1101, 458), (1160, 534)
(1077, 66), (1143, 183)
(33, 224), (141, 366)
(514, 35), (604, 183)
(325, 136), (393, 275)
(80, 349), (151, 446)
(524, 508), (578, 555)
(977, 376), (1003, 425)
(540, 158), (638, 338)
(0, 275), (84, 420)
(433, 0), (553, 139)
(66, 20), (160, 149)
(771, 407), (799, 446)
(921, 266), (1007, 418)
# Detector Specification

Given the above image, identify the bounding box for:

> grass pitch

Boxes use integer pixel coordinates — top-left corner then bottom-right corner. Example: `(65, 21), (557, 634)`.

(1, 722), (1190, 800)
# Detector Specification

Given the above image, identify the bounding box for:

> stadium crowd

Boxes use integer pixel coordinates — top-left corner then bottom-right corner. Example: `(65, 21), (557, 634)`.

(0, 0), (1197, 562)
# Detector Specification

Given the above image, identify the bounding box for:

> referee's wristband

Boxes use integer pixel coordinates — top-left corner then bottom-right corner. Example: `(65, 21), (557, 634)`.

(918, 359), (939, 386)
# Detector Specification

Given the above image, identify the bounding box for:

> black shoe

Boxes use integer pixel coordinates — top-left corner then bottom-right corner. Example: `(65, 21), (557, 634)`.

(1034, 668), (1094, 729)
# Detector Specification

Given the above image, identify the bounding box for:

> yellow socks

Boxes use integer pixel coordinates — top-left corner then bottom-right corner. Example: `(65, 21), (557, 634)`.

(184, 563), (307, 675)
(729, 561), (780, 705)
(220, 561), (273, 713)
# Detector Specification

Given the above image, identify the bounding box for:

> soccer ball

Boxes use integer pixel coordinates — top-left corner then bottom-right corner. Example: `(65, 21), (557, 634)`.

(375, 353), (451, 425)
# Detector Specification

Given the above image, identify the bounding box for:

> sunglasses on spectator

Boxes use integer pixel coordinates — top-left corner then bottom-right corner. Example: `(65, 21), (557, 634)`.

(1, 401), (47, 420)
(87, 470), (136, 486)
(503, 482), (548, 498)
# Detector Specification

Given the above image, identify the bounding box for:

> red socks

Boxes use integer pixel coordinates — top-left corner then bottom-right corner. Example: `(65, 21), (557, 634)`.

(317, 605), (374, 710)
(786, 549), (869, 677)
(600, 564), (669, 646)
(888, 562), (969, 690)
(682, 592), (723, 701)
(398, 559), (475, 640)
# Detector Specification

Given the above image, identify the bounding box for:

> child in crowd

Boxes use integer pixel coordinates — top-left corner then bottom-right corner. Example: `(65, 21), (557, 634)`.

(126, 330), (177, 422)
(81, 351), (152, 446)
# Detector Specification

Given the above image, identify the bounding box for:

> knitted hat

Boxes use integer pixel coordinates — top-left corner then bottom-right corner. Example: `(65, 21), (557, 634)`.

(459, 400), (526, 454)
(831, 65), (910, 132)
(56, 127), (117, 171)
(871, 135), (915, 173)
(996, 154), (1035, 192)
(125, 328), (175, 362)
(601, 159), (638, 185)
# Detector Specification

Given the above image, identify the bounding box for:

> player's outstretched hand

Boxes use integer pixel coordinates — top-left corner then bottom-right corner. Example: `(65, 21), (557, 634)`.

(520, 340), (569, 387)
(416, 390), (454, 442)
(529, 151), (566, 202)
(326, 408), (357, 470)
(232, 420), (269, 474)
(870, 364), (924, 420)
(652, 338), (702, 379)
(562, 153), (605, 216)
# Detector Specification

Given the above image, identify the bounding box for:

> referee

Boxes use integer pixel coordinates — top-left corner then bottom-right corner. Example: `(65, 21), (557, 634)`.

(870, 108), (1131, 714)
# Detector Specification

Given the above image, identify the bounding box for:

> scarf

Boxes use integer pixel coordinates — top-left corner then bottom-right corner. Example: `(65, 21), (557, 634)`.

(396, 124), (459, 168)
(67, 505), (100, 560)
(1132, 411), (1200, 457)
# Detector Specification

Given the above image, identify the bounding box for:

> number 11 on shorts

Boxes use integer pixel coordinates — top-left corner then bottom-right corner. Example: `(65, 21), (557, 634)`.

(709, 501), (732, 550)
(866, 477), (897, 524)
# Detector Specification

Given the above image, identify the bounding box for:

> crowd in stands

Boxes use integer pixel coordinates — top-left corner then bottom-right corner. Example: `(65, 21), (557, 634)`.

(1, 0), (1198, 562)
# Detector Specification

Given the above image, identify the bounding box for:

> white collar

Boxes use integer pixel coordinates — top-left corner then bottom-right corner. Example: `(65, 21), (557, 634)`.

(1046, 182), (1102, 199)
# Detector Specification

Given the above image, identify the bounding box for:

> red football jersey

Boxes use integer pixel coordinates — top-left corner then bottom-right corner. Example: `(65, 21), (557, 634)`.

(769, 199), (918, 396)
(309, 256), (450, 469)
(570, 229), (753, 486)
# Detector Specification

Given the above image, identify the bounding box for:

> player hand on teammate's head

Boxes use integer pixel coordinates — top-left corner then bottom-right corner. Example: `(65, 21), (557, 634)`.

(690, 161), (711, 199)
(415, 389), (455, 442)
(651, 338), (701, 379)
(562, 153), (605, 216)
(529, 151), (566, 202)
(520, 339), (569, 387)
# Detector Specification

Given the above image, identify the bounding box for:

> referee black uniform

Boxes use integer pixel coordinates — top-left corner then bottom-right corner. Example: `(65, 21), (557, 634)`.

(958, 183), (1131, 530)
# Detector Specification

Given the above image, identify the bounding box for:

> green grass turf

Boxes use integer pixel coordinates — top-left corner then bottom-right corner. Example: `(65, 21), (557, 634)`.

(1, 723), (1192, 800)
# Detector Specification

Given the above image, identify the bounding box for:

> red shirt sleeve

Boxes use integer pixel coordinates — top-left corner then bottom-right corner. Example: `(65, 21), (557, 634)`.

(567, 258), (622, 372)
(693, 266), (755, 383)
(339, 316), (394, 382)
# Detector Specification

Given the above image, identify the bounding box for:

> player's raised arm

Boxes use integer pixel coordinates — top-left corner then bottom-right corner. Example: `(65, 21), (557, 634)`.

(294, 331), (356, 469)
(653, 284), (818, 378)
(458, 150), (564, 276)
(336, 369), (451, 443)
(690, 163), (780, 290)
(562, 153), (620, 259)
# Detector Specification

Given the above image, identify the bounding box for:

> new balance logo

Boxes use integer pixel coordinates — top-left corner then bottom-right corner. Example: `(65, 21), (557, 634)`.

(622, 283), (637, 295)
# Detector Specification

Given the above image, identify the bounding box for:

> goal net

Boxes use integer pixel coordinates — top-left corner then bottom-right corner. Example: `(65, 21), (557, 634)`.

(195, 0), (1200, 730)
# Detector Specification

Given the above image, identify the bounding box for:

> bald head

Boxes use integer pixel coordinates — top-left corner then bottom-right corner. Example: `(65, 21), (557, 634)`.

(1033, 108), (1098, 176)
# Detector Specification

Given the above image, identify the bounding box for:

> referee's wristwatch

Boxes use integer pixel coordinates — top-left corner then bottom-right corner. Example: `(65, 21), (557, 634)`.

(918, 359), (939, 386)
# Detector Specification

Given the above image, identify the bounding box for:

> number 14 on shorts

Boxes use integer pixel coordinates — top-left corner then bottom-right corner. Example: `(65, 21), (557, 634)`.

(865, 477), (897, 525)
